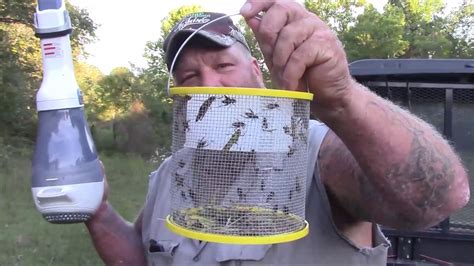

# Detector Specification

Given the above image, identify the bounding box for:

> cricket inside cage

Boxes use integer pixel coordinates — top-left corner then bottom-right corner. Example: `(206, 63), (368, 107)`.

(166, 87), (313, 244)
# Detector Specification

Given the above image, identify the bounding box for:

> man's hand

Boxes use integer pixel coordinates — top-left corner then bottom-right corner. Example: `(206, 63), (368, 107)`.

(240, 0), (354, 113)
(86, 160), (109, 224)
(98, 160), (109, 203)
(85, 161), (146, 265)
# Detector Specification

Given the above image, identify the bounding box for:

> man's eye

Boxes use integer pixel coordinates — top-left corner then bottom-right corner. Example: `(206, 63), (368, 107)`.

(181, 74), (196, 82)
(217, 63), (233, 69)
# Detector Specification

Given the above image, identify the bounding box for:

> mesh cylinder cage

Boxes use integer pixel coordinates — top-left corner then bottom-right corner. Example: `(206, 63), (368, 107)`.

(166, 87), (313, 244)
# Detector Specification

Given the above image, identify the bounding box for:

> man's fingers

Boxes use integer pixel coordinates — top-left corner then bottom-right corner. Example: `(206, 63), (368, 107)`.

(272, 17), (317, 73)
(240, 0), (301, 18)
(243, 3), (291, 73)
(241, 0), (307, 72)
(244, 22), (274, 72)
(99, 160), (105, 176)
(98, 159), (109, 202)
(241, 0), (349, 94)
(244, 16), (260, 32)
(240, 0), (306, 20)
(240, 0), (269, 18)
(280, 37), (321, 91)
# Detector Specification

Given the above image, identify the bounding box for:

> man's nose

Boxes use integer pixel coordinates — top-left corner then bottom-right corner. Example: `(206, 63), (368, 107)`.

(200, 70), (224, 87)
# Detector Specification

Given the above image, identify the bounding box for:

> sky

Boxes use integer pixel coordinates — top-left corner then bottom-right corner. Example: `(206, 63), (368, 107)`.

(68, 0), (457, 74)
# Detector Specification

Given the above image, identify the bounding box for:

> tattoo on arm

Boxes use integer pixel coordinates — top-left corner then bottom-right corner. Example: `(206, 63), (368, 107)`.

(381, 103), (454, 215)
(320, 93), (460, 228)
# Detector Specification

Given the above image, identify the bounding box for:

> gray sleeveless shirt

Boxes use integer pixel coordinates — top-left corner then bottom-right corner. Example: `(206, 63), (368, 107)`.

(141, 120), (390, 265)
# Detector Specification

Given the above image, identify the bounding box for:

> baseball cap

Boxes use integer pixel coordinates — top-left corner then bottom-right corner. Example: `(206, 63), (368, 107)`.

(163, 12), (250, 71)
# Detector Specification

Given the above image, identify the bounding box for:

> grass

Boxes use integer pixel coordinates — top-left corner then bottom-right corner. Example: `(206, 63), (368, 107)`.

(0, 153), (158, 266)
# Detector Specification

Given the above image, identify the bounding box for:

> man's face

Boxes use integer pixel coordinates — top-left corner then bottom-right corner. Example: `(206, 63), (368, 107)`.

(173, 44), (264, 88)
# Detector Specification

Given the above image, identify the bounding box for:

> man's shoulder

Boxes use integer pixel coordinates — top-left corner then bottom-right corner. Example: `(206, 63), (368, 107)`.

(308, 119), (329, 145)
(309, 118), (327, 128)
(149, 156), (173, 182)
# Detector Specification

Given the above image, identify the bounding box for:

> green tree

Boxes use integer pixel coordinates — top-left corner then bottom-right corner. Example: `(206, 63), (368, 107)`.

(238, 20), (272, 88)
(0, 27), (36, 139)
(445, 0), (474, 58)
(95, 67), (138, 120)
(329, 0), (473, 60)
(0, 0), (98, 140)
(0, 0), (35, 26)
(387, 0), (462, 58)
(304, 0), (367, 35)
(75, 61), (104, 121)
(343, 5), (409, 60)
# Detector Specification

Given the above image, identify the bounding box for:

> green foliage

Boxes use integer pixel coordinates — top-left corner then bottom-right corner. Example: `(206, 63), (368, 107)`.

(445, 0), (474, 58)
(0, 1), (42, 138)
(0, 25), (38, 139)
(66, 2), (98, 57)
(0, 0), (98, 142)
(343, 5), (409, 60)
(382, 0), (472, 58)
(0, 0), (35, 26)
(390, 0), (451, 58)
(141, 96), (173, 156)
(94, 67), (139, 120)
(304, 0), (474, 61)
(238, 19), (273, 88)
(74, 61), (105, 120)
(91, 123), (116, 154)
(305, 0), (367, 34)
(160, 5), (203, 37)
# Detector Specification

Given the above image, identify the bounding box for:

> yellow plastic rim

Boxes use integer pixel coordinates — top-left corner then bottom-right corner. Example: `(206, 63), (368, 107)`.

(169, 87), (314, 101)
(165, 215), (309, 245)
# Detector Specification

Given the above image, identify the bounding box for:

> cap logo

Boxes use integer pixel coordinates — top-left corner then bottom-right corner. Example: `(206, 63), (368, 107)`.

(174, 14), (212, 32)
(229, 28), (244, 42)
(206, 31), (234, 45)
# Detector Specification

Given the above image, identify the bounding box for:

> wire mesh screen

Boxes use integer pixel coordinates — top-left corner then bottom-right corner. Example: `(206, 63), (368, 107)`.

(452, 89), (474, 228)
(366, 81), (474, 231)
(169, 91), (310, 239)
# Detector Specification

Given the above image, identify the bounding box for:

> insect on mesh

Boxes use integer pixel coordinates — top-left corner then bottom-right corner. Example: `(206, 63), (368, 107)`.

(170, 92), (310, 237)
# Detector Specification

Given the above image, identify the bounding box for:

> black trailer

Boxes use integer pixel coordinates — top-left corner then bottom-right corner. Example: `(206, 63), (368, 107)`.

(349, 59), (474, 265)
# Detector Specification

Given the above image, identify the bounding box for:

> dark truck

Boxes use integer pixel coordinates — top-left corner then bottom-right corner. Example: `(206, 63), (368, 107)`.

(349, 59), (474, 265)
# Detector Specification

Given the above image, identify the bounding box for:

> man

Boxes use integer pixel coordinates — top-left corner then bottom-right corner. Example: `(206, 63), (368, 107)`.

(86, 1), (470, 265)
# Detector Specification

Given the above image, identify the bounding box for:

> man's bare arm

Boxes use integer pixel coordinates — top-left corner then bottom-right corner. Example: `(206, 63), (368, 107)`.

(85, 202), (146, 265)
(318, 83), (470, 230)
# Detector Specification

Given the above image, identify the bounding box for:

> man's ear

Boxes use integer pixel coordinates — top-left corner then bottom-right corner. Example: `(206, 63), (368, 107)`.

(251, 57), (261, 76)
(251, 57), (264, 86)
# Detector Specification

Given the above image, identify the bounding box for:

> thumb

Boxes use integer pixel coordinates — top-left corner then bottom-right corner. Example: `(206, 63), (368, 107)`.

(243, 16), (260, 35)
(239, 1), (254, 17)
(240, 1), (260, 32)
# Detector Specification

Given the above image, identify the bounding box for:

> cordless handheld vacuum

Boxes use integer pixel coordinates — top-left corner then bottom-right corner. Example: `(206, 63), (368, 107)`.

(31, 0), (104, 224)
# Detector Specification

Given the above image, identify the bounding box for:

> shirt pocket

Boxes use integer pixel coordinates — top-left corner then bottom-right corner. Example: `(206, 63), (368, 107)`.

(146, 224), (185, 263)
(214, 244), (272, 263)
(148, 238), (180, 258)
